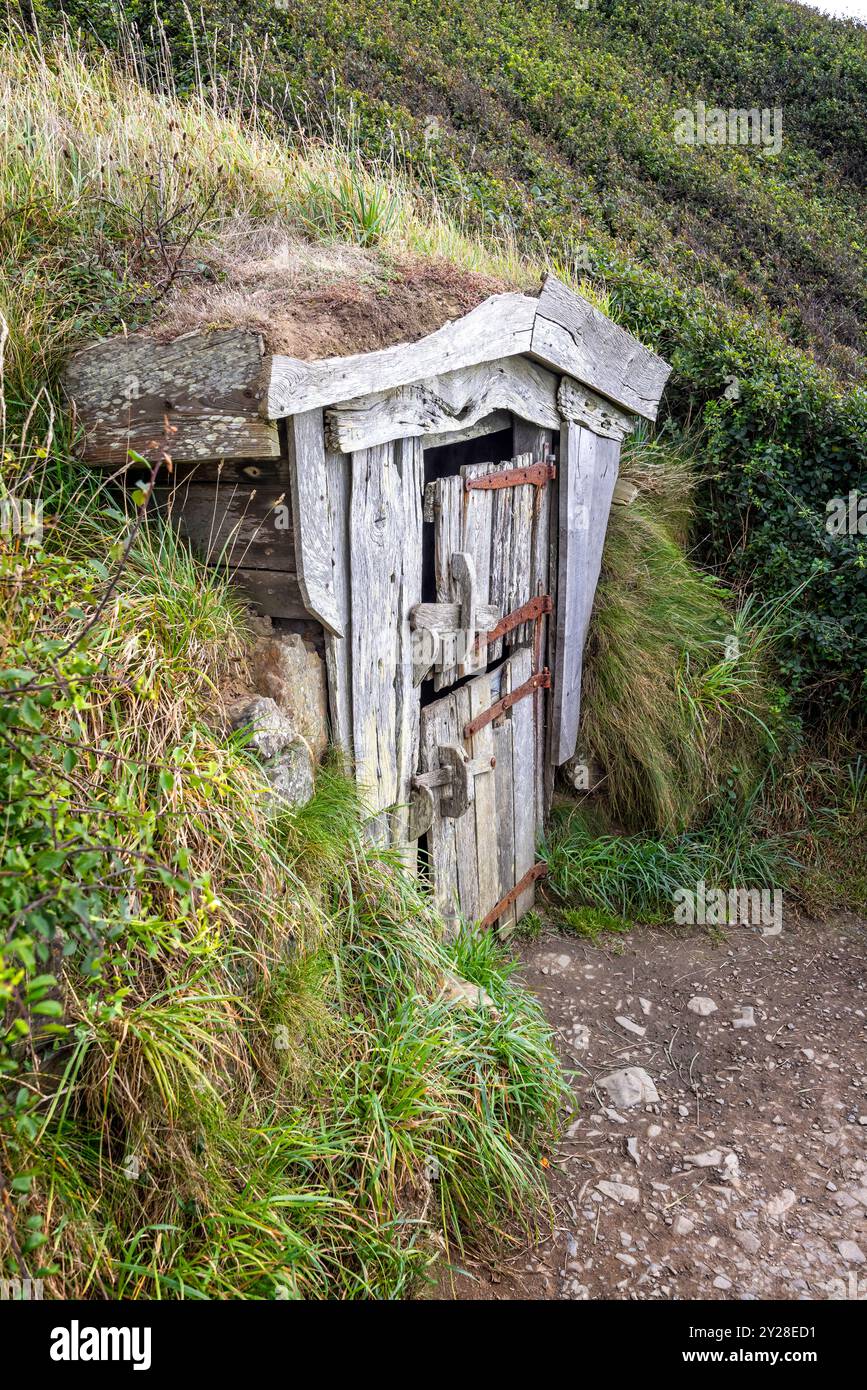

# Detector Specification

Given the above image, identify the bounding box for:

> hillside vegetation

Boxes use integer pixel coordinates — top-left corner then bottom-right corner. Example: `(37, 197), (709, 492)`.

(25, 0), (867, 715)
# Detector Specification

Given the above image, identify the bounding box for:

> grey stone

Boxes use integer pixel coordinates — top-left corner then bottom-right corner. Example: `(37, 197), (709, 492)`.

(262, 738), (315, 808)
(837, 1240), (865, 1264)
(598, 1067), (660, 1109)
(687, 996), (718, 1017)
(596, 1180), (640, 1205)
(227, 695), (296, 759)
(251, 632), (329, 759)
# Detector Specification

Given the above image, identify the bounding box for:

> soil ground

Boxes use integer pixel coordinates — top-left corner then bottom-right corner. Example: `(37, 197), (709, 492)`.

(438, 912), (867, 1300)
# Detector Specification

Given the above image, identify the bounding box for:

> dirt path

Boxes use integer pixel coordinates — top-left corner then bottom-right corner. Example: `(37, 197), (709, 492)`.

(443, 913), (867, 1300)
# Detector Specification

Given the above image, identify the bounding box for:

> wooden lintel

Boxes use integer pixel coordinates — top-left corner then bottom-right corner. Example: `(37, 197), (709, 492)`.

(62, 329), (280, 465)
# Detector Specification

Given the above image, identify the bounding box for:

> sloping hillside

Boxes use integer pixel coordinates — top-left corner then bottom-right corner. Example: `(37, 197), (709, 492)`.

(27, 0), (867, 714)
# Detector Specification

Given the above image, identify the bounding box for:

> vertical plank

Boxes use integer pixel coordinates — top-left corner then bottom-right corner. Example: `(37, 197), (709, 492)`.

(349, 442), (404, 841)
(286, 409), (342, 634)
(550, 423), (598, 767)
(323, 448), (352, 755)
(467, 669), (499, 922)
(513, 422), (554, 837)
(508, 647), (537, 917)
(488, 484), (513, 663)
(452, 683), (480, 922)
(433, 474), (463, 689)
(391, 437), (425, 865)
(420, 692), (460, 921)
(493, 716), (516, 934)
(459, 462), (494, 675)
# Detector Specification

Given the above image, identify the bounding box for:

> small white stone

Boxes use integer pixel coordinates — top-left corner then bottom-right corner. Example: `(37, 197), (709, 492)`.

(616, 1016), (646, 1037)
(596, 1180), (640, 1205)
(673, 1214), (695, 1236)
(713, 1275), (732, 1290)
(598, 1067), (660, 1109)
(687, 996), (718, 1017)
(765, 1188), (797, 1219)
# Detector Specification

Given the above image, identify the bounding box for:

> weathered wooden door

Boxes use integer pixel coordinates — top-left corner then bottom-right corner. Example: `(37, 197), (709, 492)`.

(411, 453), (554, 931)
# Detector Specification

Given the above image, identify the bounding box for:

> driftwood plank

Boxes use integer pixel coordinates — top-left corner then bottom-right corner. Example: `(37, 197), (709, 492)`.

(286, 409), (342, 635)
(419, 689), (461, 926)
(493, 718), (516, 934)
(64, 329), (279, 465)
(323, 448), (353, 754)
(513, 420), (555, 835)
(325, 357), (559, 452)
(350, 440), (423, 844)
(268, 293), (538, 417)
(150, 482), (292, 571)
(558, 378), (637, 441)
(467, 672), (499, 923)
(433, 475), (464, 689)
(507, 647), (537, 919)
(550, 423), (596, 767)
(391, 437), (424, 867)
(452, 685), (480, 923)
(532, 275), (671, 422)
(459, 463), (495, 676)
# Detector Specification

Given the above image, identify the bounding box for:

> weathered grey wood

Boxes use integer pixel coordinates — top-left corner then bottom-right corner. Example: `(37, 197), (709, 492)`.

(230, 568), (307, 619)
(452, 683), (480, 922)
(467, 673), (499, 922)
(513, 420), (555, 834)
(410, 601), (499, 633)
(420, 686), (462, 919)
(267, 293), (538, 418)
(493, 717), (516, 934)
(487, 481), (513, 663)
(267, 282), (670, 426)
(150, 482), (292, 571)
(422, 409), (511, 451)
(392, 437), (424, 867)
(323, 448), (353, 755)
(550, 423), (596, 767)
(325, 357), (559, 452)
(550, 425), (622, 766)
(507, 647), (538, 918)
(64, 329), (279, 465)
(286, 410), (342, 635)
(350, 440), (423, 845)
(532, 275), (671, 422)
(558, 378), (638, 441)
(575, 431), (621, 683)
(459, 463), (495, 676)
(433, 475), (464, 689)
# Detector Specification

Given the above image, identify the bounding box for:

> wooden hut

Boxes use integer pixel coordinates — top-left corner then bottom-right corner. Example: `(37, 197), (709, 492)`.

(63, 273), (670, 932)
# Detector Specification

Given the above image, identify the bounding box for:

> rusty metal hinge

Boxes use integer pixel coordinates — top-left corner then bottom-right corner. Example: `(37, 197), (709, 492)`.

(480, 862), (548, 931)
(463, 668), (551, 738)
(482, 594), (552, 646)
(465, 462), (556, 491)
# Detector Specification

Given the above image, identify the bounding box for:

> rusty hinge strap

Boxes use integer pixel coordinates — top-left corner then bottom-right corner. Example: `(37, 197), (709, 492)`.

(463, 668), (551, 738)
(480, 862), (548, 931)
(483, 594), (552, 645)
(465, 462), (556, 491)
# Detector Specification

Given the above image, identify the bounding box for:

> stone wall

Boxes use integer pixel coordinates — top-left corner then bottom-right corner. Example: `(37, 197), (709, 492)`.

(225, 615), (329, 809)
